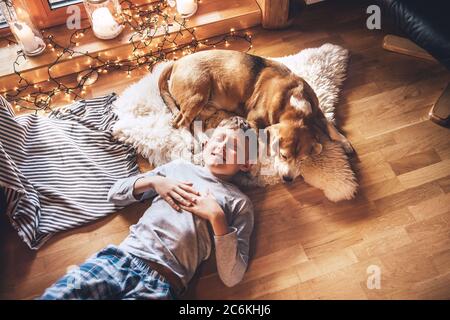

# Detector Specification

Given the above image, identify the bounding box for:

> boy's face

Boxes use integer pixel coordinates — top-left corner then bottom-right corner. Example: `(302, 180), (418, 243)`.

(202, 127), (252, 178)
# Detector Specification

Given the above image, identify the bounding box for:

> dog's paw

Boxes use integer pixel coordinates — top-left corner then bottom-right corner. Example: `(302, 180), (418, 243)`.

(169, 117), (177, 128)
(170, 112), (182, 128)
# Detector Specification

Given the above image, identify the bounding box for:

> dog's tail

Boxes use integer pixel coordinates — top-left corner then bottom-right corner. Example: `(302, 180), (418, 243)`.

(158, 61), (179, 115)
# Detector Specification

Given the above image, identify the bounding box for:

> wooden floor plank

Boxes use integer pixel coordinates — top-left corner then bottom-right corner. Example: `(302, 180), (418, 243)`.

(388, 149), (442, 176)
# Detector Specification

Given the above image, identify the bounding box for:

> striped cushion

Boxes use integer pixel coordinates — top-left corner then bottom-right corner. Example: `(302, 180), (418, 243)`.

(0, 94), (139, 249)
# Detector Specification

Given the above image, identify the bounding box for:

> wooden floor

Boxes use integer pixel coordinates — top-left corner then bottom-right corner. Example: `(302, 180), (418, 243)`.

(1, 0), (449, 300)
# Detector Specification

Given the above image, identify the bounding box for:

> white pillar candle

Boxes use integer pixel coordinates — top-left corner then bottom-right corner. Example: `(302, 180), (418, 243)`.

(13, 22), (42, 53)
(91, 7), (122, 39)
(177, 0), (197, 17)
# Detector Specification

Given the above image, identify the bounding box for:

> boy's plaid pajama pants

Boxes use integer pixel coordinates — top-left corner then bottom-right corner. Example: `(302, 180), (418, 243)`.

(40, 245), (174, 300)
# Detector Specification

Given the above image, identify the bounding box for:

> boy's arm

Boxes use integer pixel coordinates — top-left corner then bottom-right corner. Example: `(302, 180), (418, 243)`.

(178, 193), (254, 287)
(107, 165), (168, 206)
(214, 201), (254, 287)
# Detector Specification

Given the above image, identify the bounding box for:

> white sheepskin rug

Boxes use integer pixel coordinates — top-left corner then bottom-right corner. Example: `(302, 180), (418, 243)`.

(112, 43), (358, 202)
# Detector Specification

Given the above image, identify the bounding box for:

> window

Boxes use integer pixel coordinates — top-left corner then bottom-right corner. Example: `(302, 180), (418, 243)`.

(0, 8), (9, 36)
(48, 0), (83, 10)
(0, 0), (84, 32)
(28, 0), (85, 29)
(1, 0), (153, 32)
(0, 11), (6, 29)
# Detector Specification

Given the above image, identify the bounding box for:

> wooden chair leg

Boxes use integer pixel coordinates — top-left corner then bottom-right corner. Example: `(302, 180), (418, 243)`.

(429, 83), (450, 128)
(381, 35), (448, 127)
(382, 35), (438, 63)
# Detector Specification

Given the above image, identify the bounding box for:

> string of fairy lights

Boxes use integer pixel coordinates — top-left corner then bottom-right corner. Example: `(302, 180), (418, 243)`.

(0, 0), (253, 112)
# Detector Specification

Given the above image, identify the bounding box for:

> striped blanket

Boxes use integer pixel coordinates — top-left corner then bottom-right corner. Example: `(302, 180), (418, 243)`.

(0, 94), (139, 249)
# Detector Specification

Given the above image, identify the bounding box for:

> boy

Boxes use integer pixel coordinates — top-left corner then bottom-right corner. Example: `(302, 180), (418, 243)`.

(40, 117), (255, 300)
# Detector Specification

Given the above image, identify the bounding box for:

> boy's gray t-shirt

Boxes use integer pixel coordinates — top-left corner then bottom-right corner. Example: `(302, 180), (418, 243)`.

(108, 159), (254, 289)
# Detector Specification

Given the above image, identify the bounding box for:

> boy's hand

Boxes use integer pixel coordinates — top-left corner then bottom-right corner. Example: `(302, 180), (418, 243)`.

(135, 176), (199, 212)
(179, 190), (229, 236)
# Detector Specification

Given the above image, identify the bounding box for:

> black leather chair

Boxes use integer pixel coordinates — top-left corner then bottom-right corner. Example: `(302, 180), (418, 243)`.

(375, 0), (450, 126)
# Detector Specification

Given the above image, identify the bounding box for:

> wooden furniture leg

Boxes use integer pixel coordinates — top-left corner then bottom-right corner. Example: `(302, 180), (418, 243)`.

(382, 35), (437, 62)
(429, 83), (450, 128)
(382, 35), (449, 127)
(256, 0), (296, 29)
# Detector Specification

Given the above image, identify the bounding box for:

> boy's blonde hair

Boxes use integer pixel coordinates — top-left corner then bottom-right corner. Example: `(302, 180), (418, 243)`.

(217, 116), (253, 133)
(216, 116), (257, 165)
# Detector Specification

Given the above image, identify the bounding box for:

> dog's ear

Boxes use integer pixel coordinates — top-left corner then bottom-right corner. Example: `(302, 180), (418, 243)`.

(311, 142), (323, 155)
(263, 124), (281, 156)
(302, 80), (320, 113)
(290, 95), (312, 115)
(290, 86), (312, 116)
(300, 80), (331, 140)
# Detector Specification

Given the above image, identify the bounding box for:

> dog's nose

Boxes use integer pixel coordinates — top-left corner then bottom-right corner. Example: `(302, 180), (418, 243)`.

(282, 175), (293, 183)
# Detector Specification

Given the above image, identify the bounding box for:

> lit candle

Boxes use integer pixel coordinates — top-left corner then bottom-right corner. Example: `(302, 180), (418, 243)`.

(12, 22), (44, 54)
(176, 0), (198, 17)
(91, 7), (123, 39)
